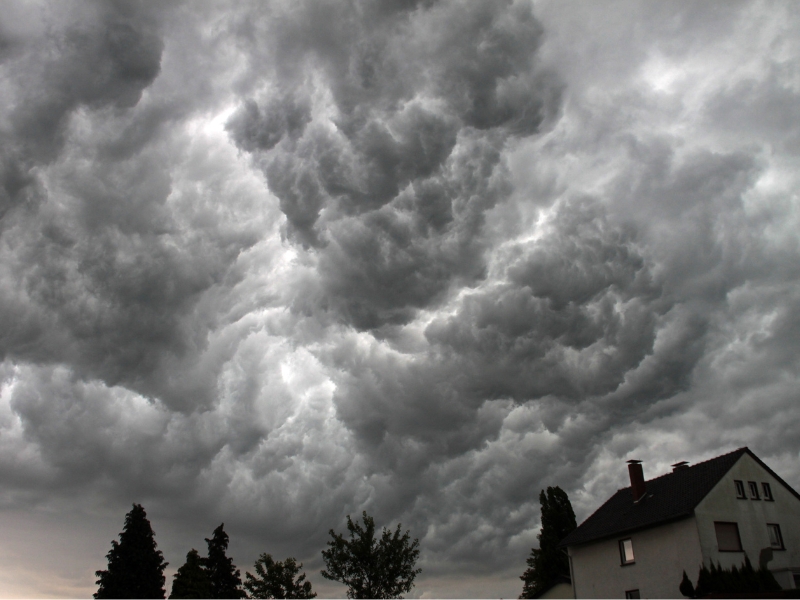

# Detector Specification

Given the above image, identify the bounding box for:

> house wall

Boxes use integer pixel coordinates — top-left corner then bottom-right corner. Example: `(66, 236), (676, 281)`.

(694, 453), (800, 589)
(539, 582), (574, 599)
(568, 516), (703, 599)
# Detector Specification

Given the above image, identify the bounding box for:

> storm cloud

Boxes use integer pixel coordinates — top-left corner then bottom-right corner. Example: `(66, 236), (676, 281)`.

(1, 1), (799, 597)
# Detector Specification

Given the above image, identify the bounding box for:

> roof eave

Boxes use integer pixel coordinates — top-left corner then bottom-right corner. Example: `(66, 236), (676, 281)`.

(558, 511), (695, 549)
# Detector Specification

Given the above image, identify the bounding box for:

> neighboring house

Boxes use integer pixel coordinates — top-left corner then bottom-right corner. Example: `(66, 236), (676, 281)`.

(559, 447), (800, 599)
(534, 576), (573, 599)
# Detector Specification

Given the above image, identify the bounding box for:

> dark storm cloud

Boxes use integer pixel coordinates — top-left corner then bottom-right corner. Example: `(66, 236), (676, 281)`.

(227, 0), (562, 328)
(0, 1), (269, 411)
(1, 1), (800, 597)
(0, 1), (162, 215)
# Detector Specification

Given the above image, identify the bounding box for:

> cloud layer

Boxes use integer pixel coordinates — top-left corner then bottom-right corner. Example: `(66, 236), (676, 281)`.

(1, 1), (799, 597)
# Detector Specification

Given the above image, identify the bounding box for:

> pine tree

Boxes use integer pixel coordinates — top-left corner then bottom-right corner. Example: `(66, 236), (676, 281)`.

(519, 486), (577, 599)
(679, 570), (695, 598)
(95, 503), (168, 599)
(170, 549), (213, 599)
(694, 563), (711, 598)
(203, 523), (246, 599)
(244, 554), (316, 599)
(688, 557), (781, 596)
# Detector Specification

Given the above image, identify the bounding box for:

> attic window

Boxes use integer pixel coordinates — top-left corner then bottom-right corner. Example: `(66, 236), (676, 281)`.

(748, 481), (760, 500)
(763, 482), (774, 501)
(734, 480), (746, 499)
(715, 522), (743, 552)
(619, 538), (635, 565)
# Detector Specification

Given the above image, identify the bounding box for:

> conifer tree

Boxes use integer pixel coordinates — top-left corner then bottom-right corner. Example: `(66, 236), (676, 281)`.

(679, 570), (695, 598)
(244, 554), (316, 599)
(519, 486), (577, 599)
(203, 523), (246, 599)
(95, 503), (168, 599)
(170, 549), (212, 599)
(689, 557), (781, 596)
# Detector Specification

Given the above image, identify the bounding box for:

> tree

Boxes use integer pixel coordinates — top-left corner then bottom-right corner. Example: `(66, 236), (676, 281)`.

(95, 503), (168, 599)
(679, 570), (695, 598)
(170, 549), (212, 599)
(203, 523), (246, 599)
(519, 486), (577, 599)
(321, 511), (421, 599)
(688, 557), (781, 597)
(244, 553), (316, 599)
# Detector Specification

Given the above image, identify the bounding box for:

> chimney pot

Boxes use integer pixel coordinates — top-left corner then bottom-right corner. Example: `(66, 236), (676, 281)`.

(672, 461), (689, 472)
(627, 460), (646, 502)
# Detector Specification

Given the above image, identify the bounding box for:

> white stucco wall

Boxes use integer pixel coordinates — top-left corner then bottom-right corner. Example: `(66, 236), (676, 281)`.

(539, 582), (574, 599)
(694, 453), (800, 589)
(568, 516), (703, 599)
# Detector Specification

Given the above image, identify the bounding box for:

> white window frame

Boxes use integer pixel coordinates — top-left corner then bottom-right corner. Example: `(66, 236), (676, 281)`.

(762, 482), (774, 501)
(619, 538), (635, 565)
(734, 480), (746, 499)
(715, 521), (743, 552)
(748, 481), (760, 500)
(767, 524), (784, 550)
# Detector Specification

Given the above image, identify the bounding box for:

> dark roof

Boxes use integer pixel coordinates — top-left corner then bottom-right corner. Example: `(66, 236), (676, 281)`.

(559, 447), (800, 548)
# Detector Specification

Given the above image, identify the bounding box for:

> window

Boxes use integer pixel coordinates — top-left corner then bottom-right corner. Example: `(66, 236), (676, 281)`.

(768, 524), (784, 550)
(619, 538), (635, 565)
(625, 590), (641, 599)
(748, 481), (760, 499)
(735, 480), (746, 499)
(763, 482), (774, 501)
(715, 522), (743, 552)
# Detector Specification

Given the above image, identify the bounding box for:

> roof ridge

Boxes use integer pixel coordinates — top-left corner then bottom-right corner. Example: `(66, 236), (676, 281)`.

(637, 446), (749, 485)
(559, 447), (753, 548)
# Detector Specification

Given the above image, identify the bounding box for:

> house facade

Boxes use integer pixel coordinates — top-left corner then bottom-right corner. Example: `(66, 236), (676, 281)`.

(559, 448), (800, 598)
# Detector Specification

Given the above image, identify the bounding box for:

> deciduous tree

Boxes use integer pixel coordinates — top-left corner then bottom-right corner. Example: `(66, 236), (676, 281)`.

(244, 553), (316, 599)
(519, 486), (576, 599)
(321, 511), (421, 599)
(95, 503), (168, 599)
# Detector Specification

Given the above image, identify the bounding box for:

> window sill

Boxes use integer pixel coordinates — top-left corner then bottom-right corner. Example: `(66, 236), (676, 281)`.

(620, 562), (636, 567)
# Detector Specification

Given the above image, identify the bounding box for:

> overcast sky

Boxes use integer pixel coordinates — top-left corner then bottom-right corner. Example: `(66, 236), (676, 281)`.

(1, 0), (799, 597)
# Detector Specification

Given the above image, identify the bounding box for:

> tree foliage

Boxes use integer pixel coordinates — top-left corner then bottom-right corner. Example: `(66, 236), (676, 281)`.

(95, 503), (168, 599)
(321, 511), (422, 599)
(519, 486), (577, 599)
(170, 549), (213, 599)
(202, 523), (246, 599)
(244, 553), (316, 599)
(682, 556), (781, 598)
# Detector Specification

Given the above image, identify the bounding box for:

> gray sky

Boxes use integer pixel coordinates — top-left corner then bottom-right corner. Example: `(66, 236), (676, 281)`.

(1, 1), (799, 597)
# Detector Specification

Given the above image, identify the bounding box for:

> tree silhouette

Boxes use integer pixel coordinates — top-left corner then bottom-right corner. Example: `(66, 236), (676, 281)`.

(519, 486), (577, 599)
(321, 511), (421, 599)
(244, 554), (316, 598)
(169, 549), (212, 599)
(202, 523), (246, 599)
(95, 503), (168, 599)
(687, 557), (780, 597)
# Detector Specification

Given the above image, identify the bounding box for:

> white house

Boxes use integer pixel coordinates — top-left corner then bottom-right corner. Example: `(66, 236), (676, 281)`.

(559, 447), (800, 598)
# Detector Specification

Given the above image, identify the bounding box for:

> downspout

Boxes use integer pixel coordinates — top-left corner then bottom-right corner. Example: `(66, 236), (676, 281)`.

(565, 548), (576, 599)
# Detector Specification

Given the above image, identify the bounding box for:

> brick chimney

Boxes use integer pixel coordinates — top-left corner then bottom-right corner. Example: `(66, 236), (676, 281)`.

(627, 460), (646, 502)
